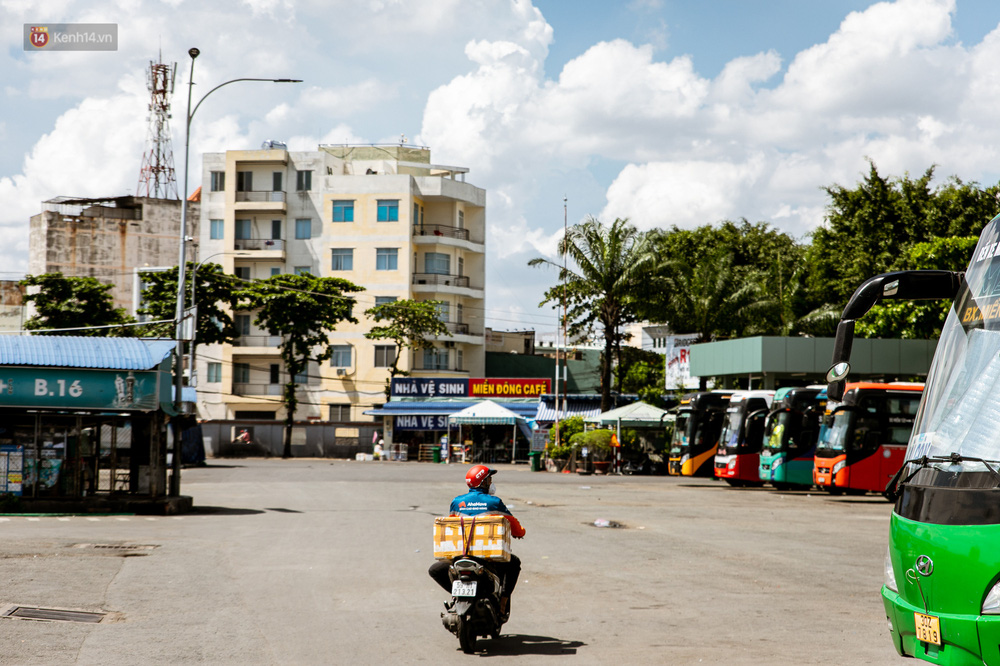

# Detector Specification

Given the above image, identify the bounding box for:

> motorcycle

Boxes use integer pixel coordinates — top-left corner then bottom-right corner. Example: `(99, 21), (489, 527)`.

(440, 555), (505, 653)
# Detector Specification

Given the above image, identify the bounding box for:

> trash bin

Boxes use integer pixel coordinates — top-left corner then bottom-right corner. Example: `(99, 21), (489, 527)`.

(529, 451), (542, 472)
(432, 448), (441, 463)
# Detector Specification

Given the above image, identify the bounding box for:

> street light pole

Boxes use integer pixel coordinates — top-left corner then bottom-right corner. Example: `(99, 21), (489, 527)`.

(171, 47), (301, 497)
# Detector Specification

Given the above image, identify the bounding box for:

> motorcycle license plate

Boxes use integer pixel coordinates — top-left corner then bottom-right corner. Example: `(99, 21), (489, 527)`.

(914, 612), (941, 645)
(452, 580), (477, 597)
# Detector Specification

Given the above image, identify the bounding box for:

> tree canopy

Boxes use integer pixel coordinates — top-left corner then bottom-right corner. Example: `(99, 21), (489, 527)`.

(241, 274), (364, 458)
(137, 262), (241, 344)
(529, 216), (654, 410)
(20, 273), (134, 336)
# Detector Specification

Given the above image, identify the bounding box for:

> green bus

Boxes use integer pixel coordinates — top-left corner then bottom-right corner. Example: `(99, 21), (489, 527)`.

(825, 220), (1000, 663)
(758, 386), (825, 490)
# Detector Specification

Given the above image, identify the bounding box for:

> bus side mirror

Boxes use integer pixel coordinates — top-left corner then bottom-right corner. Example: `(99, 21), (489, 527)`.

(826, 270), (962, 401)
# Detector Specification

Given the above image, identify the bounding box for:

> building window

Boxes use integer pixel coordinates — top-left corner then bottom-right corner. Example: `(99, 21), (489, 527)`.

(270, 267), (281, 276)
(234, 266), (251, 281)
(413, 202), (419, 226)
(374, 296), (397, 306)
(329, 404), (350, 421)
(331, 248), (353, 271)
(332, 200), (354, 222)
(271, 220), (282, 240)
(207, 362), (222, 383)
(330, 345), (351, 367)
(458, 209), (464, 229)
(435, 302), (450, 322)
(235, 219), (251, 240)
(210, 171), (226, 192)
(236, 171), (252, 192)
(423, 347), (449, 371)
(270, 364), (280, 384)
(377, 199), (399, 222)
(210, 219), (224, 240)
(235, 313), (251, 335)
(295, 219), (312, 239)
(294, 266), (312, 276)
(272, 171), (283, 192)
(374, 345), (396, 368)
(296, 170), (312, 191)
(376, 248), (398, 271)
(234, 362), (250, 384)
(425, 252), (450, 275)
(458, 256), (464, 277)
(457, 349), (464, 371)
(456, 303), (463, 323)
(294, 369), (309, 384)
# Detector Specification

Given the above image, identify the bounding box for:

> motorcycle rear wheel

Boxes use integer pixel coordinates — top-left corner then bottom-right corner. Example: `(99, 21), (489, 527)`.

(458, 617), (477, 654)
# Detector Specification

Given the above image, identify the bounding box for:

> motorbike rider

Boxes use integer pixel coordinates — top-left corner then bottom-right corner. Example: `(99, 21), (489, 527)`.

(429, 465), (525, 618)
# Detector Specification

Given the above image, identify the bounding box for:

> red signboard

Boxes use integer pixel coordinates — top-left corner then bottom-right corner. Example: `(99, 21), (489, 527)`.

(469, 378), (551, 398)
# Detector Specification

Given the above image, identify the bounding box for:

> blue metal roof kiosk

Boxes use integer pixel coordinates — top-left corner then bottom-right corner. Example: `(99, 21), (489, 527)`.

(0, 336), (192, 514)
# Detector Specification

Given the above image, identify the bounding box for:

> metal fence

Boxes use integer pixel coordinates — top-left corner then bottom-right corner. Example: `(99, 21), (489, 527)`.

(200, 420), (379, 459)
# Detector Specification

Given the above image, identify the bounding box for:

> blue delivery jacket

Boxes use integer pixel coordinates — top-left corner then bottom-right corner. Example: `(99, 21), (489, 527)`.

(450, 487), (512, 516)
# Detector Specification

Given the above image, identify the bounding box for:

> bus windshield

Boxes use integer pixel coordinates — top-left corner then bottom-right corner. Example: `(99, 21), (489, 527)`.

(763, 411), (796, 453)
(718, 407), (743, 454)
(817, 411), (852, 454)
(670, 411), (691, 455)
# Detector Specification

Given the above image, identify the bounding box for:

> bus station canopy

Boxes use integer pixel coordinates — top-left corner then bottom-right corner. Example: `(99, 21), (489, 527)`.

(585, 401), (672, 428)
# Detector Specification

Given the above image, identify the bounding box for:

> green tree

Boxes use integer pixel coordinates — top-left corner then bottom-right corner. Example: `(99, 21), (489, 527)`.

(241, 274), (364, 458)
(364, 299), (451, 396)
(529, 217), (654, 411)
(855, 235), (979, 338)
(137, 262), (241, 344)
(20, 273), (134, 335)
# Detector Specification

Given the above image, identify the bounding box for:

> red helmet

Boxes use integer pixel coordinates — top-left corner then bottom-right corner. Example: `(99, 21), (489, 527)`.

(466, 465), (496, 489)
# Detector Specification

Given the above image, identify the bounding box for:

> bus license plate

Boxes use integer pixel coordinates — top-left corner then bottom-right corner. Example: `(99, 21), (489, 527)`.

(452, 580), (477, 597)
(914, 612), (941, 645)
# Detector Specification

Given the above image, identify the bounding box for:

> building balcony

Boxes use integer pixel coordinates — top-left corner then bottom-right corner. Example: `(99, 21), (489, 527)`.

(412, 224), (484, 249)
(234, 190), (286, 212)
(231, 380), (319, 396)
(232, 334), (284, 348)
(412, 273), (470, 288)
(232, 238), (286, 259)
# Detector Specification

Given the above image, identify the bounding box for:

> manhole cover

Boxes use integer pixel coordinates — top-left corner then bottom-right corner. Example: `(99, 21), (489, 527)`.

(2, 606), (106, 623)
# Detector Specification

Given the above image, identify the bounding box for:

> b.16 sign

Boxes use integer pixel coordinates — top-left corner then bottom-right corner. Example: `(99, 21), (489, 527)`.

(0, 367), (161, 411)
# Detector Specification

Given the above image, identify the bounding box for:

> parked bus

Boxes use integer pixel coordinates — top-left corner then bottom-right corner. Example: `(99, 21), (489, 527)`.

(812, 382), (923, 495)
(822, 243), (1000, 661)
(758, 386), (826, 490)
(713, 390), (774, 487)
(667, 391), (732, 476)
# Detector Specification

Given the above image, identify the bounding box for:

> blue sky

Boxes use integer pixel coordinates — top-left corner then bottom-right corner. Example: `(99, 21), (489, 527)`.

(3, 0), (1000, 336)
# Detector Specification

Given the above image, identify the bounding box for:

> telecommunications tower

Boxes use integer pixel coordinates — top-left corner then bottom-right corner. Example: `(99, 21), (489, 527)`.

(136, 53), (179, 199)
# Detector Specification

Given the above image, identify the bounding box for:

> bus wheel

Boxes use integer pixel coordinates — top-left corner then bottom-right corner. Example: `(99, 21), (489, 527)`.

(844, 488), (867, 496)
(725, 479), (743, 487)
(772, 483), (791, 491)
(826, 487), (844, 496)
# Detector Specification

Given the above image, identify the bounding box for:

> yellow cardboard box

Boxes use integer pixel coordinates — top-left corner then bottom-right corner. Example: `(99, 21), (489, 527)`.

(433, 514), (511, 562)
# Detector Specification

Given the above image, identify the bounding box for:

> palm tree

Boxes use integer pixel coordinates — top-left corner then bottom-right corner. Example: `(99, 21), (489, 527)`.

(529, 217), (654, 411)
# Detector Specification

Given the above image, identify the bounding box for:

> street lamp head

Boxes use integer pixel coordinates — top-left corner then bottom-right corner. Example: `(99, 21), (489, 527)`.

(274, 79), (303, 83)
(189, 47), (200, 59)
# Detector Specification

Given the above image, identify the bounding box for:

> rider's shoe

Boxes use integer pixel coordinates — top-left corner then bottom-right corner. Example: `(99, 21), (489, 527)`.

(499, 595), (510, 621)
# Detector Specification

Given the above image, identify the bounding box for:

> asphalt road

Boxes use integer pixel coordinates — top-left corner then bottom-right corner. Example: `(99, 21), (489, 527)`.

(0, 460), (901, 665)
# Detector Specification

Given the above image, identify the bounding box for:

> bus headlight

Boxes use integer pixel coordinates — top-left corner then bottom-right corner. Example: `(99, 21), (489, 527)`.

(680, 454), (689, 465)
(833, 460), (846, 475)
(983, 581), (1000, 614)
(771, 456), (784, 469)
(884, 547), (898, 593)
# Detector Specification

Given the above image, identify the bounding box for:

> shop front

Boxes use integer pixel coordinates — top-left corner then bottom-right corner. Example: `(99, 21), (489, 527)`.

(365, 377), (546, 463)
(0, 336), (190, 514)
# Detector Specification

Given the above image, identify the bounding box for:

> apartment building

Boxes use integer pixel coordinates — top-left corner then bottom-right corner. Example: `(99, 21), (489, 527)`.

(196, 143), (486, 421)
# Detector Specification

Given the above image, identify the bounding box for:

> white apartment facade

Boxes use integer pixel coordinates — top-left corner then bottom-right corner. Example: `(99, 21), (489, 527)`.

(196, 144), (486, 421)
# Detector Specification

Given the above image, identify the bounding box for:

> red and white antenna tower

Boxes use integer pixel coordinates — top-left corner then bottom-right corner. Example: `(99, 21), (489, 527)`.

(137, 52), (179, 199)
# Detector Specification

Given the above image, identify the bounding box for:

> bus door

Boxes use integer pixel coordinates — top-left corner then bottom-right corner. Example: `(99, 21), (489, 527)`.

(878, 393), (920, 489)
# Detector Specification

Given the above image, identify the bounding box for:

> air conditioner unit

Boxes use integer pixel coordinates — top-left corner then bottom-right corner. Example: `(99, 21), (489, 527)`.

(444, 341), (455, 348)
(336, 368), (347, 376)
